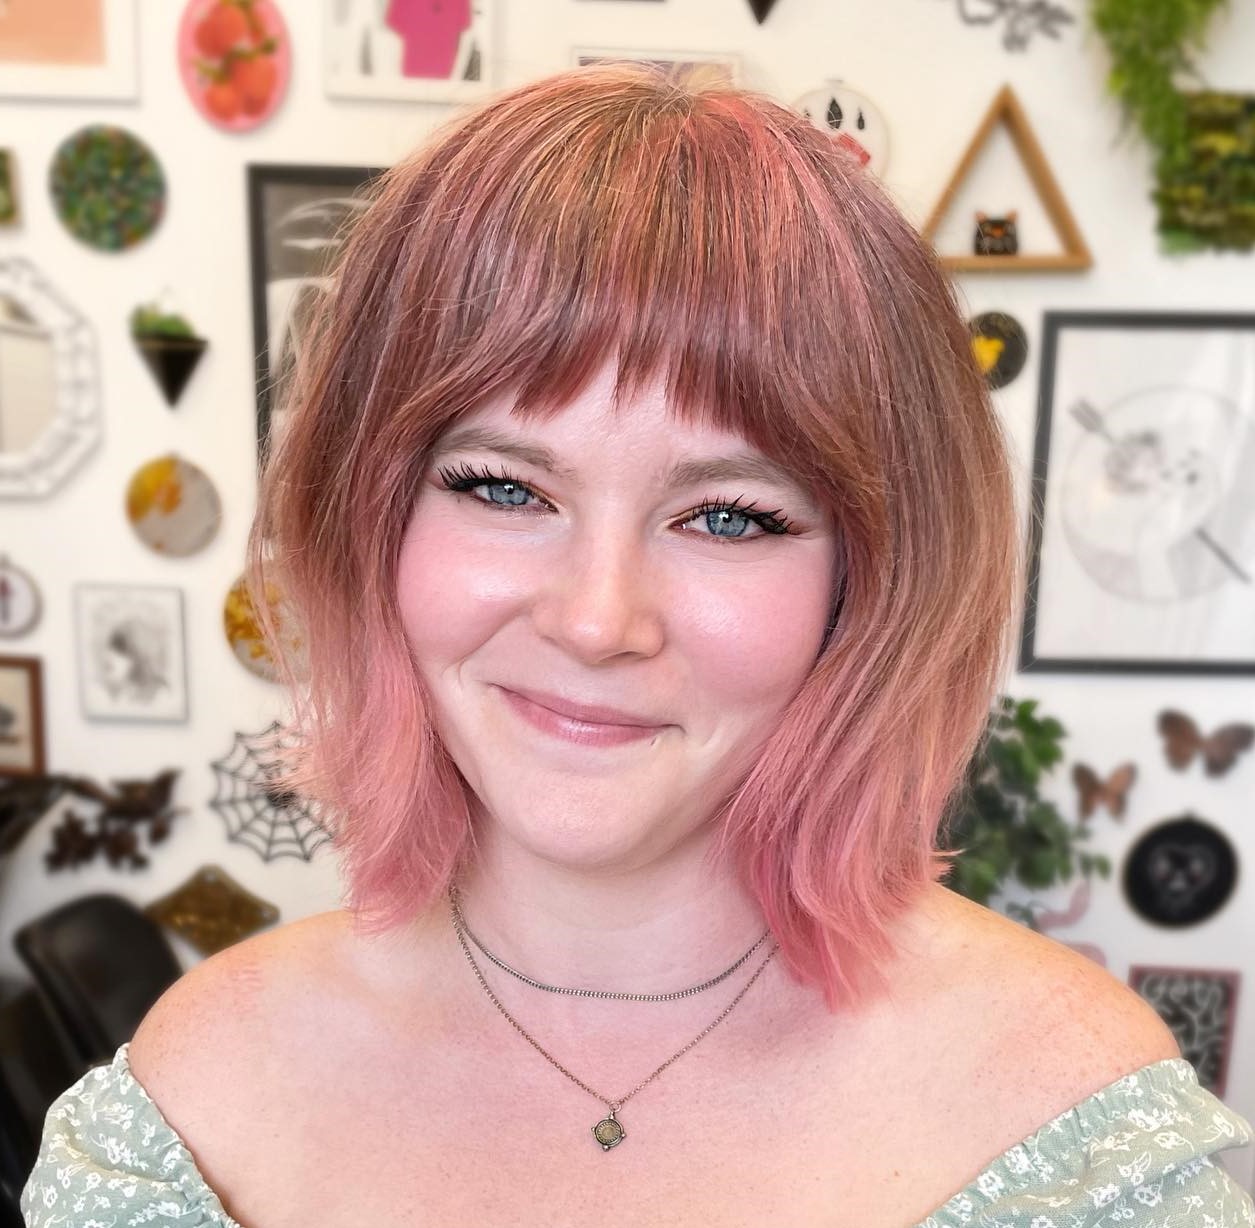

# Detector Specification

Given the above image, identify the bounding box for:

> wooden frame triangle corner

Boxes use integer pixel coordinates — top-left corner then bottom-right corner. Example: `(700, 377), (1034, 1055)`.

(923, 84), (1092, 273)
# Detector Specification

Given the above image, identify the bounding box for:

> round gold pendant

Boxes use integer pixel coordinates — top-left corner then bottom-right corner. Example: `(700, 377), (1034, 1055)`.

(593, 1109), (625, 1151)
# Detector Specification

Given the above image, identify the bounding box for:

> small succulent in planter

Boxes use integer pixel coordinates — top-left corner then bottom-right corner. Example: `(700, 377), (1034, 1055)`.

(941, 695), (1111, 930)
(131, 300), (208, 407)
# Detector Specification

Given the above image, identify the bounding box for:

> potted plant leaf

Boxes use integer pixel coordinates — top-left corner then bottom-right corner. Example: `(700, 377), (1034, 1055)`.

(941, 695), (1111, 930)
(130, 299), (208, 407)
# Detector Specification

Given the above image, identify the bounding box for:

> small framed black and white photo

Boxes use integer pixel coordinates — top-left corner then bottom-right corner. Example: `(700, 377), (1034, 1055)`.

(0, 655), (46, 776)
(74, 584), (188, 723)
(247, 163), (384, 468)
(1021, 311), (1255, 675)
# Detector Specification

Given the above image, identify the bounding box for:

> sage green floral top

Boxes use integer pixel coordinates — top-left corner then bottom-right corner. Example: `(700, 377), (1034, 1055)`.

(20, 1042), (1255, 1226)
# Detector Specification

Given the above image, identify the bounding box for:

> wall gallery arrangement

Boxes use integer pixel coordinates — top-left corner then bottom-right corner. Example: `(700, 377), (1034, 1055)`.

(0, 2), (1250, 1061)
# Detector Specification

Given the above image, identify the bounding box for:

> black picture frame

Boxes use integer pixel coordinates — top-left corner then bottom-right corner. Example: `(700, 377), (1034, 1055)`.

(247, 162), (384, 469)
(1020, 310), (1255, 675)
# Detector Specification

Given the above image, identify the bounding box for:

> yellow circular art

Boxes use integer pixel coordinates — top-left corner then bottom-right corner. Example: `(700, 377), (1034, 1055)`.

(222, 572), (302, 682)
(125, 453), (222, 557)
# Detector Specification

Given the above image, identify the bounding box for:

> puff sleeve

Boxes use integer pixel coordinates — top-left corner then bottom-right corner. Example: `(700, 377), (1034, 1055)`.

(20, 1042), (245, 1228)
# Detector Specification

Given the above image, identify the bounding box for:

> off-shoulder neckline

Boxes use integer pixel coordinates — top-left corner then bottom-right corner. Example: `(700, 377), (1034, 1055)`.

(109, 1045), (1219, 1228)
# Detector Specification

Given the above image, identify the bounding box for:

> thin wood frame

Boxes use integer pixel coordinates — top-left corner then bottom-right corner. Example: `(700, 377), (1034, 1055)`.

(0, 655), (45, 776)
(923, 84), (1092, 273)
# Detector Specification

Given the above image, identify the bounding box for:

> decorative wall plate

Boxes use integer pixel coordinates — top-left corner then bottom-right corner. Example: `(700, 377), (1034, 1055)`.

(1122, 814), (1237, 928)
(178, 0), (291, 131)
(222, 571), (303, 681)
(125, 453), (223, 557)
(793, 81), (889, 176)
(969, 311), (1028, 389)
(49, 124), (165, 251)
(0, 556), (42, 637)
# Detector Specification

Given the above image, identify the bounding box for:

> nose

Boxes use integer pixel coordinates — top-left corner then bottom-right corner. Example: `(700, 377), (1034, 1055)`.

(530, 519), (666, 662)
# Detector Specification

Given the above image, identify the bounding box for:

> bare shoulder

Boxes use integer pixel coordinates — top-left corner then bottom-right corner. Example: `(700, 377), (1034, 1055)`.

(126, 910), (354, 1168)
(913, 885), (1182, 1131)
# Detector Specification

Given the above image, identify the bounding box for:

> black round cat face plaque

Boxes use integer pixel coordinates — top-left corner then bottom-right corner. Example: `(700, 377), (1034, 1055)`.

(1122, 815), (1237, 928)
(969, 311), (1028, 390)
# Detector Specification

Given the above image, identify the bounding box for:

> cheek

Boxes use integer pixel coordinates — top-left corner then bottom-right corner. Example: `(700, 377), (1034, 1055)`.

(672, 559), (833, 704)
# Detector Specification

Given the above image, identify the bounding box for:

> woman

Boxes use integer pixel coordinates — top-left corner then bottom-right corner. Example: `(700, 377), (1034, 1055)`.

(22, 65), (1253, 1227)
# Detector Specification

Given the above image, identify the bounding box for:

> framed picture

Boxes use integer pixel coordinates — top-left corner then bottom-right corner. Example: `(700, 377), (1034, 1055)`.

(247, 163), (383, 466)
(0, 0), (138, 102)
(1129, 965), (1240, 1096)
(1021, 311), (1255, 675)
(0, 655), (45, 776)
(0, 151), (17, 226)
(571, 48), (741, 85)
(74, 584), (188, 723)
(324, 0), (493, 103)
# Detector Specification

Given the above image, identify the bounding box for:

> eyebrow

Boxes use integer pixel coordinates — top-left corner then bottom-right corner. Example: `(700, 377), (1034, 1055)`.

(430, 426), (813, 499)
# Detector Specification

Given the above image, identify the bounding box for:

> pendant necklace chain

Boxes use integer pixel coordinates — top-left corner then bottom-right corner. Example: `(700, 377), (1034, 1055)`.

(447, 882), (778, 1151)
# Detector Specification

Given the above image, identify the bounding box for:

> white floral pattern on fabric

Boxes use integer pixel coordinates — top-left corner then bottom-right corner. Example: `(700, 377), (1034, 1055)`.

(20, 1042), (244, 1227)
(18, 1045), (1255, 1227)
(913, 1058), (1255, 1228)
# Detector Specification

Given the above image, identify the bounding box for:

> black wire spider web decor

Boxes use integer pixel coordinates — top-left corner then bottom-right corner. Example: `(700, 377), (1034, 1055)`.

(209, 722), (333, 862)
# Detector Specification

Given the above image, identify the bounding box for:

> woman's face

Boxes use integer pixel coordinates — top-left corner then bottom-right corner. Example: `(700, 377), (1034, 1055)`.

(397, 359), (839, 873)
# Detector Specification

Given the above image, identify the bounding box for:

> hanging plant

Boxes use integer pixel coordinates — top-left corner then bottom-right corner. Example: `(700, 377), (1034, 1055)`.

(941, 695), (1111, 929)
(1091, 0), (1255, 252)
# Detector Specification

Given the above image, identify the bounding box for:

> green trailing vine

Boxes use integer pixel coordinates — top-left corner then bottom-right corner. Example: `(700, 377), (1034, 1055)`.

(1091, 0), (1255, 251)
(942, 696), (1110, 929)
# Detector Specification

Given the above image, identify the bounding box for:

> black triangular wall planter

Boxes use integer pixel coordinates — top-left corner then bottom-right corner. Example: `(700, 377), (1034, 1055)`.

(136, 335), (208, 407)
(748, 0), (780, 23)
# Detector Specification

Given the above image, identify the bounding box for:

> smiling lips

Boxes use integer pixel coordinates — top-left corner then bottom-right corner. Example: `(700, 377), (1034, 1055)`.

(498, 685), (669, 747)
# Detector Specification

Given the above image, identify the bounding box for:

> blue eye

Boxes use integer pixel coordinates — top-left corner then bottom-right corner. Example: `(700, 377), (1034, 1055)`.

(435, 462), (795, 539)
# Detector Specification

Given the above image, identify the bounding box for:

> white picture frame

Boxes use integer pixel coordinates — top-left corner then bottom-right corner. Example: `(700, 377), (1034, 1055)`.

(571, 47), (742, 85)
(74, 584), (188, 723)
(324, 0), (494, 103)
(0, 0), (138, 103)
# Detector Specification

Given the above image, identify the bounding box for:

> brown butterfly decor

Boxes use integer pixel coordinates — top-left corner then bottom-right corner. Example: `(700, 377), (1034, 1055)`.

(1072, 761), (1136, 819)
(1157, 711), (1255, 777)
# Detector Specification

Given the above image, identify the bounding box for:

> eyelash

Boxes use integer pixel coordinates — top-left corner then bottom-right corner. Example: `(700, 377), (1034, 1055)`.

(435, 461), (796, 538)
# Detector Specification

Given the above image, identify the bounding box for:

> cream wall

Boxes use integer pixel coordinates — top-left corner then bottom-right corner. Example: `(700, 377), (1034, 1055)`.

(0, 0), (1252, 1190)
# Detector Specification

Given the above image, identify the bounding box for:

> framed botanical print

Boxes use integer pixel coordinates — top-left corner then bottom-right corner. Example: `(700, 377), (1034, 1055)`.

(0, 655), (45, 776)
(571, 48), (741, 85)
(74, 584), (188, 723)
(0, 0), (138, 101)
(1021, 311), (1255, 675)
(247, 162), (383, 467)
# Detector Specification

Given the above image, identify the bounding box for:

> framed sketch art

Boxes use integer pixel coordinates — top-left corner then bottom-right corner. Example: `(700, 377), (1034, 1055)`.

(247, 163), (383, 467)
(74, 584), (188, 723)
(0, 0), (138, 102)
(324, 0), (494, 103)
(1021, 312), (1255, 675)
(0, 655), (45, 776)
(572, 48), (741, 85)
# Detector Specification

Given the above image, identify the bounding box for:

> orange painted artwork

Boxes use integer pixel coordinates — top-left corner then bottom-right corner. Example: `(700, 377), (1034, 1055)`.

(0, 0), (105, 65)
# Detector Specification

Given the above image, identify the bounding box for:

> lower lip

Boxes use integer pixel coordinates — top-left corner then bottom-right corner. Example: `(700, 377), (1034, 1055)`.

(499, 688), (667, 747)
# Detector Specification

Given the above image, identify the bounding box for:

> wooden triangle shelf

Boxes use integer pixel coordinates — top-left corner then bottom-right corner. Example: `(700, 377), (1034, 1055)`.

(923, 84), (1092, 273)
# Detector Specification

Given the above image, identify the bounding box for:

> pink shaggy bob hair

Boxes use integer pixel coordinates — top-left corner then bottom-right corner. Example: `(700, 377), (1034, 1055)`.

(250, 62), (1023, 1013)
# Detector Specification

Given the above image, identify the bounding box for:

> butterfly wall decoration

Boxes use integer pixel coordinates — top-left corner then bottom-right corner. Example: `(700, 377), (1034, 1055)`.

(1157, 710), (1254, 776)
(1072, 761), (1136, 819)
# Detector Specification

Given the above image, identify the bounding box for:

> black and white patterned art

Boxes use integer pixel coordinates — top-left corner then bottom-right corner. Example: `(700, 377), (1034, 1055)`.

(1129, 965), (1240, 1096)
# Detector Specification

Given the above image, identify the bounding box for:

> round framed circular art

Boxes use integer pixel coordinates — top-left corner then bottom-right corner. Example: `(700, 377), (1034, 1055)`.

(125, 453), (223, 557)
(1122, 814), (1238, 928)
(49, 125), (166, 252)
(0, 557), (42, 638)
(178, 0), (291, 131)
(969, 311), (1029, 390)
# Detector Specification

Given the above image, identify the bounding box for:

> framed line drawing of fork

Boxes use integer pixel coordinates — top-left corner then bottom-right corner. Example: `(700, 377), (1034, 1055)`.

(1020, 311), (1255, 675)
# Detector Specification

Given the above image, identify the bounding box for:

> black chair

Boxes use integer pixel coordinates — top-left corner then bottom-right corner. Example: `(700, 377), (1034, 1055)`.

(13, 894), (184, 1070)
(0, 982), (89, 1224)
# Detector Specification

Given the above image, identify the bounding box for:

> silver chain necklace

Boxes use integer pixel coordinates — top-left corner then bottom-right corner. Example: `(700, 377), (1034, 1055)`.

(449, 881), (773, 1001)
(447, 883), (778, 1151)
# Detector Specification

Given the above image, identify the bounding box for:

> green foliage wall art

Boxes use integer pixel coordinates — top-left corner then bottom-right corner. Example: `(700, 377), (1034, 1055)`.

(1092, 0), (1255, 253)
